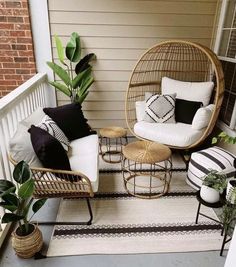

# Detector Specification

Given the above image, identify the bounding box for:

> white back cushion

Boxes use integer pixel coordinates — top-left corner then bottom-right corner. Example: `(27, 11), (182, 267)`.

(162, 77), (214, 106)
(135, 101), (146, 122)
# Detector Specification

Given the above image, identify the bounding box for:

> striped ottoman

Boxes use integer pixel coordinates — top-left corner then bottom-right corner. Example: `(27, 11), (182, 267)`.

(187, 146), (236, 190)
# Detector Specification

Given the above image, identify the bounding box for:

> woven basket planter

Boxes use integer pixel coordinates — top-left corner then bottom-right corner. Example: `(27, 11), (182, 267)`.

(12, 224), (43, 258)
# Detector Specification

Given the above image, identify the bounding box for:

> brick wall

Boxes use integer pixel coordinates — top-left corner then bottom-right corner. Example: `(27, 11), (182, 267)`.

(0, 0), (36, 97)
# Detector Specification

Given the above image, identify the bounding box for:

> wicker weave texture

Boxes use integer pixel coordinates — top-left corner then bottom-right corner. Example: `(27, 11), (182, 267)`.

(125, 40), (224, 149)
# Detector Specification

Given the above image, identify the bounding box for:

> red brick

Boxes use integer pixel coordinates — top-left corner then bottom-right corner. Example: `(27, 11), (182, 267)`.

(0, 23), (14, 30)
(20, 62), (35, 68)
(5, 1), (22, 8)
(0, 68), (16, 74)
(12, 9), (28, 16)
(5, 74), (23, 81)
(14, 56), (28, 62)
(0, 16), (7, 22)
(0, 56), (14, 62)
(0, 80), (16, 85)
(0, 75), (4, 79)
(22, 2), (28, 8)
(25, 30), (32, 37)
(27, 44), (33, 50)
(30, 68), (36, 74)
(0, 44), (11, 49)
(3, 62), (20, 68)
(17, 37), (32, 44)
(23, 17), (29, 24)
(12, 44), (26, 50)
(16, 69), (30, 74)
(0, 30), (10, 36)
(18, 50), (33, 57)
(10, 30), (26, 37)
(15, 23), (30, 30)
(29, 56), (35, 62)
(0, 37), (17, 43)
(0, 50), (18, 56)
(7, 16), (24, 23)
(22, 74), (34, 80)
(0, 9), (12, 16)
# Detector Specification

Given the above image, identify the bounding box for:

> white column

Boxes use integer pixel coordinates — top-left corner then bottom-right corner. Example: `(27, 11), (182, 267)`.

(28, 0), (56, 107)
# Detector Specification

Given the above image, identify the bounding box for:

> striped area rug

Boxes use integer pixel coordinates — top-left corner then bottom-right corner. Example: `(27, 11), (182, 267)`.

(47, 162), (224, 256)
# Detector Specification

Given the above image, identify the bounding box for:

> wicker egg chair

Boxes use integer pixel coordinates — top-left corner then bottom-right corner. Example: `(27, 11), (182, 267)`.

(125, 40), (224, 150)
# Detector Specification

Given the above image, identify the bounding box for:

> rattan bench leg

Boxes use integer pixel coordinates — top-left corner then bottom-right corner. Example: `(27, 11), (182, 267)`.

(32, 198), (93, 226)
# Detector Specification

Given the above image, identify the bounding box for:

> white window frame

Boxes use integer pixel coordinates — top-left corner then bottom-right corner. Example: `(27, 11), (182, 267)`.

(214, 0), (236, 137)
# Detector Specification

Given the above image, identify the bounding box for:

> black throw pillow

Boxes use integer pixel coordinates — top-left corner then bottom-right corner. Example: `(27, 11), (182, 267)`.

(175, 99), (203, 124)
(43, 103), (93, 141)
(29, 125), (71, 171)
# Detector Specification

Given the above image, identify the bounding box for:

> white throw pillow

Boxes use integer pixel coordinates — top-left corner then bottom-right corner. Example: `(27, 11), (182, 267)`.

(20, 107), (45, 127)
(162, 77), (214, 106)
(144, 93), (176, 123)
(9, 123), (42, 167)
(36, 115), (70, 151)
(135, 101), (146, 122)
(192, 104), (215, 130)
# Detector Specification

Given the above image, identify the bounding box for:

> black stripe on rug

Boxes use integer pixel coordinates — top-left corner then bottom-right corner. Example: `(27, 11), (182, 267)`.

(53, 223), (222, 238)
(94, 191), (196, 199)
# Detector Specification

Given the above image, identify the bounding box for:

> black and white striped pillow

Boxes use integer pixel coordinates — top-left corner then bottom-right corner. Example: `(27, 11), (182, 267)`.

(36, 115), (70, 151)
(144, 94), (176, 123)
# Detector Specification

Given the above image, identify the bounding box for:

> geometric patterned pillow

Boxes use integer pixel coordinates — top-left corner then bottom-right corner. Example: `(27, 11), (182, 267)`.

(144, 94), (176, 123)
(36, 115), (70, 151)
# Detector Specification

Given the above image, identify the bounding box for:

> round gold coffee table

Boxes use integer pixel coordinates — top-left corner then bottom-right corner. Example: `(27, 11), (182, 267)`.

(122, 141), (172, 199)
(100, 126), (128, 163)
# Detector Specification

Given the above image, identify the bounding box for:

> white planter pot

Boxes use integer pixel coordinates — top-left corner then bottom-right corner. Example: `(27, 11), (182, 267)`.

(226, 179), (236, 204)
(200, 185), (220, 203)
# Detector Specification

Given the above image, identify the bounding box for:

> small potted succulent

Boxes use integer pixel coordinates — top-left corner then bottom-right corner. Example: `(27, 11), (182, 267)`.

(200, 170), (227, 203)
(0, 161), (47, 258)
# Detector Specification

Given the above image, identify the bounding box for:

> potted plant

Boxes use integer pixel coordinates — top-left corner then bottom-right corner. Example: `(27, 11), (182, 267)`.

(200, 170), (227, 203)
(0, 161), (47, 258)
(47, 32), (96, 104)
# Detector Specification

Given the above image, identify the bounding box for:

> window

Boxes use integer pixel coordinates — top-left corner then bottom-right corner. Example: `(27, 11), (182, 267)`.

(216, 0), (236, 132)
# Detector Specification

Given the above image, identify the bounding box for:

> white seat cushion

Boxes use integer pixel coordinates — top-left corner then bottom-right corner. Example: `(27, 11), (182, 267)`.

(134, 121), (204, 147)
(68, 134), (99, 192)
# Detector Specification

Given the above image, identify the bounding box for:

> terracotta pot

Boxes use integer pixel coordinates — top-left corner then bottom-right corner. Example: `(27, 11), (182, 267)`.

(226, 179), (236, 204)
(200, 185), (220, 203)
(12, 224), (43, 258)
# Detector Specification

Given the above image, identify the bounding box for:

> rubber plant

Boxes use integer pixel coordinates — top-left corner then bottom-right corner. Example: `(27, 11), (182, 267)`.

(47, 32), (96, 104)
(0, 161), (47, 236)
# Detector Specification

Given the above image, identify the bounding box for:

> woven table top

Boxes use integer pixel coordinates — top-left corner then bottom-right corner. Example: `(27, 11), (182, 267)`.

(100, 126), (127, 138)
(123, 141), (171, 164)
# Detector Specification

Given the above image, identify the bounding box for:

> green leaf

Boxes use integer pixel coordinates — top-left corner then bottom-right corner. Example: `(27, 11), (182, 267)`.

(0, 193), (19, 212)
(75, 53), (96, 74)
(211, 137), (218, 144)
(80, 76), (94, 95)
(72, 67), (92, 89)
(32, 198), (47, 213)
(13, 161), (31, 184)
(2, 213), (24, 223)
(78, 91), (89, 104)
(219, 132), (227, 138)
(55, 35), (65, 65)
(0, 180), (16, 197)
(18, 179), (35, 199)
(66, 32), (81, 62)
(48, 81), (71, 97)
(47, 62), (71, 86)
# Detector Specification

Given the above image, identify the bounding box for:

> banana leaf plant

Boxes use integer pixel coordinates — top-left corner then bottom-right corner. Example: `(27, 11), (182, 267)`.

(0, 161), (47, 236)
(47, 32), (96, 104)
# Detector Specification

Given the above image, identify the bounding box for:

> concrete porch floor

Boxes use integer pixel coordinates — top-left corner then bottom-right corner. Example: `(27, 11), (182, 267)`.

(0, 198), (226, 267)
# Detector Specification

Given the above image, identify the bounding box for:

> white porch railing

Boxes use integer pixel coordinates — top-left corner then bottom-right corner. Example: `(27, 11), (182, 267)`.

(0, 73), (55, 245)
